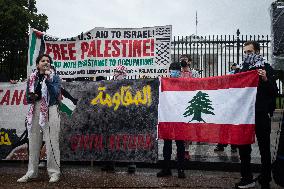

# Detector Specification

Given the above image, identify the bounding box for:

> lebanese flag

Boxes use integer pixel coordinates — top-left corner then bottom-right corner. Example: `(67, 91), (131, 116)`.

(158, 70), (259, 145)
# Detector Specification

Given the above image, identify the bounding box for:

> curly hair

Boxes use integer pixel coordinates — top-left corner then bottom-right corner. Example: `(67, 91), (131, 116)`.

(35, 54), (53, 65)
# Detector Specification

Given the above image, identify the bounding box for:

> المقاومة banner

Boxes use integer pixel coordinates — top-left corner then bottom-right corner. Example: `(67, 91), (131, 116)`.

(60, 79), (159, 162)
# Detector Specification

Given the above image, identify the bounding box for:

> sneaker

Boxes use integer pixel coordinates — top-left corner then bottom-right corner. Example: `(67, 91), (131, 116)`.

(177, 170), (186, 179)
(235, 178), (255, 188)
(157, 169), (172, 177)
(17, 175), (37, 183)
(127, 164), (136, 174)
(214, 146), (225, 152)
(38, 161), (46, 169)
(49, 174), (60, 183)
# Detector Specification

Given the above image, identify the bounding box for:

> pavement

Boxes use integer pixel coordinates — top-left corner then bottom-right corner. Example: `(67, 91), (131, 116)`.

(0, 111), (283, 188)
(0, 162), (283, 189)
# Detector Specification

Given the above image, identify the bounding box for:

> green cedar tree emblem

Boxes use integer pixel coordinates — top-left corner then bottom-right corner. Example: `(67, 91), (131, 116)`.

(183, 91), (215, 123)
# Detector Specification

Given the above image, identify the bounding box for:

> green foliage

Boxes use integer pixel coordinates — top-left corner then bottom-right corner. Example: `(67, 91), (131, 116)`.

(0, 0), (48, 80)
(0, 0), (48, 41)
(183, 91), (215, 123)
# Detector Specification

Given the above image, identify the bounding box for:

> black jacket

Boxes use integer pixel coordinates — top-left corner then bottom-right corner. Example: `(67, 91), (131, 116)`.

(240, 63), (278, 115)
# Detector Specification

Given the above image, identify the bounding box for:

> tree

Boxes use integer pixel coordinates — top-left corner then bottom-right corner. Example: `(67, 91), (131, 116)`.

(0, 0), (48, 80)
(183, 91), (215, 123)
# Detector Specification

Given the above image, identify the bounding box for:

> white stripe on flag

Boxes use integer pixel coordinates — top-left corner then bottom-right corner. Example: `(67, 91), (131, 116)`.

(158, 87), (257, 125)
(61, 96), (76, 111)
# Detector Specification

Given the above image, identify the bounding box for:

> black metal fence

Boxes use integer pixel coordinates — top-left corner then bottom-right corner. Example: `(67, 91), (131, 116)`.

(171, 30), (283, 108)
(1, 31), (283, 107)
(0, 30), (274, 80)
(172, 29), (271, 77)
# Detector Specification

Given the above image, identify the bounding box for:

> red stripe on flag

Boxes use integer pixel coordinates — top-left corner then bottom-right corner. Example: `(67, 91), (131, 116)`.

(161, 70), (259, 91)
(158, 122), (255, 145)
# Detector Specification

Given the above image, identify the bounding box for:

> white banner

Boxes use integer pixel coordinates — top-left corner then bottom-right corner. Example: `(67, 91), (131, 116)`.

(28, 26), (172, 79)
(0, 82), (28, 135)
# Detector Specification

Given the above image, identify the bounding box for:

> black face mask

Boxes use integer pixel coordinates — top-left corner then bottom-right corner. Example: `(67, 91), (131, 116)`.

(180, 60), (188, 67)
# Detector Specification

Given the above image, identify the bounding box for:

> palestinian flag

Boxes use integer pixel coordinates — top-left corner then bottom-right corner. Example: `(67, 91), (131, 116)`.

(59, 88), (78, 117)
(158, 70), (259, 145)
(27, 28), (45, 76)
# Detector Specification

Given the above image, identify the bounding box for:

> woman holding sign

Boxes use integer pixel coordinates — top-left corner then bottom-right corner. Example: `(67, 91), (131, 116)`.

(17, 54), (61, 183)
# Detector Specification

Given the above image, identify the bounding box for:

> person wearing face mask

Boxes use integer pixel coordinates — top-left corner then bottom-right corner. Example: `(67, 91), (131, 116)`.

(17, 54), (61, 183)
(234, 41), (278, 189)
(169, 63), (181, 78)
(180, 54), (200, 78)
(157, 62), (186, 179)
(179, 55), (200, 159)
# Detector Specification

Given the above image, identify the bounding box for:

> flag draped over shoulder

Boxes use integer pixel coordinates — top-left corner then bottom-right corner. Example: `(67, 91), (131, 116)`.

(158, 70), (259, 145)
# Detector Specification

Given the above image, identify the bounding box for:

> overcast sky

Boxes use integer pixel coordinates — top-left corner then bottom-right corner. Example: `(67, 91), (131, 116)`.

(36, 0), (275, 38)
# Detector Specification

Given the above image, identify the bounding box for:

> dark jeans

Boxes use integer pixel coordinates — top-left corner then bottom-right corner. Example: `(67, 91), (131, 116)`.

(238, 111), (272, 184)
(163, 140), (185, 170)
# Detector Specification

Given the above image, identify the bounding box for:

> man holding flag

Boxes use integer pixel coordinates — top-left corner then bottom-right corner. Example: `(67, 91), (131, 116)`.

(157, 42), (277, 188)
(235, 41), (277, 189)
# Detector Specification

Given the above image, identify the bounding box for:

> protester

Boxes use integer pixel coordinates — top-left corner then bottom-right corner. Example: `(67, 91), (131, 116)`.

(180, 54), (200, 78)
(228, 63), (238, 75)
(17, 54), (61, 183)
(179, 55), (200, 159)
(235, 41), (278, 189)
(214, 63), (239, 154)
(157, 62), (186, 179)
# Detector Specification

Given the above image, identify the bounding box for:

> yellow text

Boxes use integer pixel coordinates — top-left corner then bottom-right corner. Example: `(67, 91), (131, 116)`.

(0, 131), (12, 146)
(90, 85), (152, 110)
